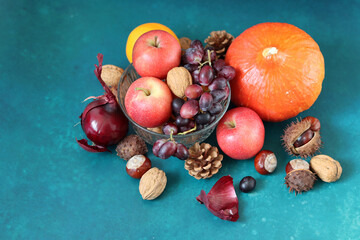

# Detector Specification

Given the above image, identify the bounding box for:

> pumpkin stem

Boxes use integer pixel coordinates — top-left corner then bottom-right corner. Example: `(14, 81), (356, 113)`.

(262, 47), (278, 58)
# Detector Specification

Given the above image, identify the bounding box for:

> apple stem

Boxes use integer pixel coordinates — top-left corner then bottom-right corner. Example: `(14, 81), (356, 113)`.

(178, 124), (197, 135)
(135, 87), (151, 96)
(225, 121), (236, 128)
(154, 36), (159, 48)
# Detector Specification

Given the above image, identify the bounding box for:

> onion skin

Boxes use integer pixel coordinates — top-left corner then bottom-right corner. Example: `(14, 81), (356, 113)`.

(196, 176), (239, 222)
(76, 139), (110, 152)
(77, 54), (129, 152)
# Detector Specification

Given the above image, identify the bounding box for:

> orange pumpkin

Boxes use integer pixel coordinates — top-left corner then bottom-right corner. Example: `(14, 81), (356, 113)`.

(225, 22), (325, 122)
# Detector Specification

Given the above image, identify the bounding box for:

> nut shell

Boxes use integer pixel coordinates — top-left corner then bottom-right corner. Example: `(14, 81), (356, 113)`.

(282, 117), (322, 158)
(116, 135), (148, 160)
(285, 169), (316, 195)
(179, 37), (191, 52)
(101, 64), (124, 88)
(310, 155), (342, 182)
(139, 167), (167, 200)
(166, 67), (192, 98)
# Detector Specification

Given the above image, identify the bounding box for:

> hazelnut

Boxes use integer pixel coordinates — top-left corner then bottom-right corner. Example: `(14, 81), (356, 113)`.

(285, 159), (310, 174)
(126, 155), (152, 179)
(310, 155), (342, 182)
(254, 150), (277, 175)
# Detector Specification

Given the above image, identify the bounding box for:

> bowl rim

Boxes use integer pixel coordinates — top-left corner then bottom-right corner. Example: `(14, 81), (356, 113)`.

(117, 64), (231, 140)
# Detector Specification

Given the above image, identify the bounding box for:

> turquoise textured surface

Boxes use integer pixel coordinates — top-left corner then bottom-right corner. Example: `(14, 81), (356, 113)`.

(1, 0), (360, 239)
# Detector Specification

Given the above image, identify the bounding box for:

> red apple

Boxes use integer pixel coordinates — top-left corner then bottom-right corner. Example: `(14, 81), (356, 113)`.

(132, 30), (181, 79)
(216, 107), (265, 160)
(125, 77), (172, 128)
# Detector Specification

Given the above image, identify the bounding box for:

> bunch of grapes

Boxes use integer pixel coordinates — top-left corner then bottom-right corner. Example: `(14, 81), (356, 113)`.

(177, 40), (235, 131)
(153, 137), (189, 160)
(152, 39), (236, 160)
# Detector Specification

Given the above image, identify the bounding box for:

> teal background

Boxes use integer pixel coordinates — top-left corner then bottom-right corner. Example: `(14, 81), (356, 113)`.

(1, 0), (360, 239)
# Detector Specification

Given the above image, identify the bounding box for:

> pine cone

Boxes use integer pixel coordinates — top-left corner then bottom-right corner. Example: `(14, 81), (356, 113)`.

(184, 142), (223, 179)
(204, 30), (234, 58)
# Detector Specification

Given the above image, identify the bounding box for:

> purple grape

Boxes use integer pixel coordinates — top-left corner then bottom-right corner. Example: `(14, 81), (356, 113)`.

(180, 100), (199, 119)
(175, 115), (190, 127)
(153, 139), (167, 157)
(190, 41), (202, 49)
(158, 141), (177, 159)
(197, 124), (205, 130)
(218, 66), (236, 81)
(199, 92), (213, 111)
(163, 123), (178, 135)
(208, 77), (227, 91)
(183, 63), (199, 73)
(211, 89), (227, 103)
(184, 48), (203, 64)
(179, 126), (189, 132)
(213, 59), (226, 72)
(209, 102), (223, 115)
(188, 120), (195, 128)
(181, 54), (188, 65)
(195, 112), (211, 125)
(202, 46), (217, 62)
(199, 65), (214, 86)
(185, 84), (203, 99)
(192, 69), (200, 84)
(179, 120), (195, 132)
(174, 143), (189, 160)
(190, 40), (204, 54)
(172, 98), (185, 116)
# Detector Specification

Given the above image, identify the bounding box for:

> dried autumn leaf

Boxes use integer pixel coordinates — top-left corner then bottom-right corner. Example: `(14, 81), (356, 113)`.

(196, 175), (239, 222)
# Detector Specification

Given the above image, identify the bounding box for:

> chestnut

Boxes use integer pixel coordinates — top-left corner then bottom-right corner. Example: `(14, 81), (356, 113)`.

(285, 159), (310, 174)
(254, 150), (277, 175)
(126, 155), (152, 179)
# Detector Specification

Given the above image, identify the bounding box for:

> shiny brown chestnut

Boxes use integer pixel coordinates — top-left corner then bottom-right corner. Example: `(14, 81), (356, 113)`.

(254, 150), (277, 175)
(285, 159), (310, 174)
(126, 155), (152, 179)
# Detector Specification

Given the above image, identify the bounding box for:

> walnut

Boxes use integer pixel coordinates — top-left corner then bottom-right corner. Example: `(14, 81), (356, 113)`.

(179, 37), (191, 55)
(139, 167), (167, 200)
(166, 67), (192, 98)
(310, 155), (342, 182)
(147, 125), (164, 134)
(101, 64), (124, 88)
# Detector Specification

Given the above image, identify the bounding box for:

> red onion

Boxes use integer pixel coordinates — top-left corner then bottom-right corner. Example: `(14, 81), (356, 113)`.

(77, 54), (128, 152)
(196, 176), (239, 222)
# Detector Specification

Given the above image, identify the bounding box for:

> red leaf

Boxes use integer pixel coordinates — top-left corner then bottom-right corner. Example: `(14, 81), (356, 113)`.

(196, 176), (239, 222)
(76, 138), (111, 153)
